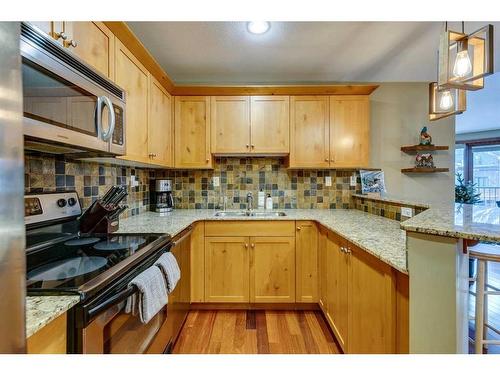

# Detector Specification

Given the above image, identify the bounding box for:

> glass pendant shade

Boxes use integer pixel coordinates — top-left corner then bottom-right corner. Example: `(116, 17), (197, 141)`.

(429, 82), (466, 121)
(438, 25), (494, 91)
(453, 50), (473, 78)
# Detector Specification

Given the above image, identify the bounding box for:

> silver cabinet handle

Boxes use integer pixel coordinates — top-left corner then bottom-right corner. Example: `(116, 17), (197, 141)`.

(64, 39), (78, 48)
(245, 243), (249, 249)
(297, 226), (301, 231)
(97, 96), (115, 142)
(251, 243), (255, 248)
(53, 31), (67, 41)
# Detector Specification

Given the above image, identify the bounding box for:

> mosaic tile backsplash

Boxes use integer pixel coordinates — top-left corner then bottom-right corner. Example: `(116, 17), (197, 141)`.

(352, 196), (428, 221)
(25, 154), (151, 218)
(25, 155), (363, 214)
(156, 158), (362, 209)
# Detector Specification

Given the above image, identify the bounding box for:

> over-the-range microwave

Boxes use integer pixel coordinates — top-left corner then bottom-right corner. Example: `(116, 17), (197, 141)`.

(20, 22), (126, 156)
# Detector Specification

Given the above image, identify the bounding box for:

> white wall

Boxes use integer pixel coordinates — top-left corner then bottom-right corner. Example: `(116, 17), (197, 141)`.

(370, 83), (455, 205)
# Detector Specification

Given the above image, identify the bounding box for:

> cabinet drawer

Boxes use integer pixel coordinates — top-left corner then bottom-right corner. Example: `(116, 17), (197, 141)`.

(205, 221), (295, 237)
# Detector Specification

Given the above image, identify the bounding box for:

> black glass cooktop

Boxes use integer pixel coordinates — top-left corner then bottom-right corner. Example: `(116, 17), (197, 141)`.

(26, 233), (162, 292)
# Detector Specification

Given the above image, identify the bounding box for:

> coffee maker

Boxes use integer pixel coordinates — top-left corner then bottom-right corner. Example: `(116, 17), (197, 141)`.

(151, 179), (174, 213)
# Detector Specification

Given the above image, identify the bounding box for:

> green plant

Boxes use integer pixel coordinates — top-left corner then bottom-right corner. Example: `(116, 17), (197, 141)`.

(455, 173), (481, 204)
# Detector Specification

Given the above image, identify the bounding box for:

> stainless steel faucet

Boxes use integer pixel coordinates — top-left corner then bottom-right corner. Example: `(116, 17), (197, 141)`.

(246, 192), (254, 211)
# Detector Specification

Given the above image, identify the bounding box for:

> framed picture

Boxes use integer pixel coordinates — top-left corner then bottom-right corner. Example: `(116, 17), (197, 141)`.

(360, 170), (387, 195)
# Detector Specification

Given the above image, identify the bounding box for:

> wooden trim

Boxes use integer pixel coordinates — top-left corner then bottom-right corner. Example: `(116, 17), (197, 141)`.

(27, 312), (67, 354)
(456, 137), (500, 146)
(104, 21), (175, 94)
(190, 302), (319, 310)
(173, 85), (379, 96)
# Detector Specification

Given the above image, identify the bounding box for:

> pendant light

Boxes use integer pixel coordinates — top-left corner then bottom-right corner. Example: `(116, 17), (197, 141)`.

(438, 22), (494, 91)
(429, 50), (467, 121)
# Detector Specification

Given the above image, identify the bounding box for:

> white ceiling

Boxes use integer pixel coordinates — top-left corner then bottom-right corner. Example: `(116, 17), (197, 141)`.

(127, 21), (500, 84)
(456, 74), (500, 134)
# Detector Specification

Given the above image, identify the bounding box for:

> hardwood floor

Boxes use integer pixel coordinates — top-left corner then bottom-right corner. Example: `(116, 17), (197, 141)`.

(469, 245), (500, 354)
(173, 310), (341, 354)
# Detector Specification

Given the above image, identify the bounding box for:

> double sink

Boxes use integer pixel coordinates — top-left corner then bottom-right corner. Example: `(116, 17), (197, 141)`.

(214, 210), (287, 218)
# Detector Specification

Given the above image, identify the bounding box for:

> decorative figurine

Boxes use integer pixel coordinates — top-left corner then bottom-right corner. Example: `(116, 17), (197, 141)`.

(415, 153), (435, 168)
(419, 126), (433, 146)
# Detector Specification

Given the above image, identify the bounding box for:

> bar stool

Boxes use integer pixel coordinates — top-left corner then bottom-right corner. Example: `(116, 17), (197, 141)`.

(469, 244), (500, 354)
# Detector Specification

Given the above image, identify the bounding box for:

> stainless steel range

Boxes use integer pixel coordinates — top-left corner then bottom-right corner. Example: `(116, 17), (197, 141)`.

(25, 191), (186, 354)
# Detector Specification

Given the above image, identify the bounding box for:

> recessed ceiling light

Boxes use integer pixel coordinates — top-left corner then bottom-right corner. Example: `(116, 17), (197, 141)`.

(247, 21), (270, 35)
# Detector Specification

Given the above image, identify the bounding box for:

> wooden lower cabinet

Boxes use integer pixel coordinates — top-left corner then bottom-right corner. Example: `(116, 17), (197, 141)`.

(318, 226), (328, 311)
(319, 225), (399, 354)
(250, 236), (295, 303)
(190, 222), (205, 303)
(295, 221), (318, 302)
(204, 236), (250, 302)
(348, 244), (396, 354)
(27, 313), (67, 354)
(325, 231), (349, 351)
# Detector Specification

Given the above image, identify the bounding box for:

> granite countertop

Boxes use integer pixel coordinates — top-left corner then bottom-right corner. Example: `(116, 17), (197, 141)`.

(118, 209), (408, 273)
(401, 203), (500, 242)
(26, 295), (80, 338)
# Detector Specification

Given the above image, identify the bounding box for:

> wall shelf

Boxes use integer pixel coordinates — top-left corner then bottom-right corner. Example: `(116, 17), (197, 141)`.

(401, 167), (449, 174)
(400, 145), (449, 153)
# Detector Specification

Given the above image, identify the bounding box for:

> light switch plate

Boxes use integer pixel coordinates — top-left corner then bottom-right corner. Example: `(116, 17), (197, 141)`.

(325, 176), (332, 187)
(350, 175), (357, 187)
(213, 176), (220, 187)
(401, 207), (413, 217)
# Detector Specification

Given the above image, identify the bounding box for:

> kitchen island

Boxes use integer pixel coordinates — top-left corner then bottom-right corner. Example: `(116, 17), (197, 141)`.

(401, 203), (500, 354)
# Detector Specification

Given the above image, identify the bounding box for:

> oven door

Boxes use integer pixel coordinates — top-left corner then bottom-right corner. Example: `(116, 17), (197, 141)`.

(20, 25), (125, 155)
(75, 243), (178, 354)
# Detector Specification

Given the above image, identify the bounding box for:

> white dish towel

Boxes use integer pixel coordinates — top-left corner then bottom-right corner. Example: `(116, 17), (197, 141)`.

(126, 266), (168, 324)
(155, 252), (181, 293)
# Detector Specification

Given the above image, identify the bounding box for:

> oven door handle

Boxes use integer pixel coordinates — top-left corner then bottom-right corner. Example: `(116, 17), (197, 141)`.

(87, 284), (137, 320)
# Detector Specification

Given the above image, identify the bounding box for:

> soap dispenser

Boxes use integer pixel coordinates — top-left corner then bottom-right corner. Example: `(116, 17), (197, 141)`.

(258, 189), (265, 209)
(265, 194), (273, 210)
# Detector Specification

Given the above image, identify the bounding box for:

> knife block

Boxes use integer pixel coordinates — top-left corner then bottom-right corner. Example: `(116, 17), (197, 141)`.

(79, 200), (115, 233)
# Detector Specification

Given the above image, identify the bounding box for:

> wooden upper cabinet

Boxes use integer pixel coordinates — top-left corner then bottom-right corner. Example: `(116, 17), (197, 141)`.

(326, 232), (349, 351)
(330, 95), (370, 168)
(348, 243), (396, 354)
(175, 96), (212, 169)
(295, 221), (318, 303)
(250, 236), (295, 303)
(65, 22), (115, 79)
(204, 236), (250, 303)
(289, 96), (330, 168)
(250, 96), (289, 153)
(211, 96), (250, 153)
(115, 39), (150, 164)
(148, 76), (173, 167)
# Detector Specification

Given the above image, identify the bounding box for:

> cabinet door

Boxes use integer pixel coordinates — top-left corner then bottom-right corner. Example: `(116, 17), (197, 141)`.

(115, 39), (150, 164)
(326, 232), (349, 351)
(348, 244), (396, 354)
(289, 96), (330, 168)
(174, 96), (212, 168)
(190, 222), (205, 303)
(148, 75), (173, 167)
(318, 226), (328, 311)
(250, 96), (289, 153)
(250, 236), (295, 303)
(295, 221), (318, 302)
(330, 95), (370, 168)
(65, 22), (115, 79)
(211, 96), (250, 153)
(204, 237), (249, 302)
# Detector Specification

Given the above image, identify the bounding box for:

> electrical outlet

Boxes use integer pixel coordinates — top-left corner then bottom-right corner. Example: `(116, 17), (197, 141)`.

(401, 207), (413, 217)
(350, 175), (357, 187)
(213, 176), (220, 187)
(325, 176), (332, 187)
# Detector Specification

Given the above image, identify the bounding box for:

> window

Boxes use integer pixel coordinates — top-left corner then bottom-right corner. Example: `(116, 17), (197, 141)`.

(456, 140), (500, 204)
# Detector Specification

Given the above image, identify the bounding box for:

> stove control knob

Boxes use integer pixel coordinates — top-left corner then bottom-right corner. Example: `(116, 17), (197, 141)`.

(67, 197), (77, 206)
(57, 198), (67, 208)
